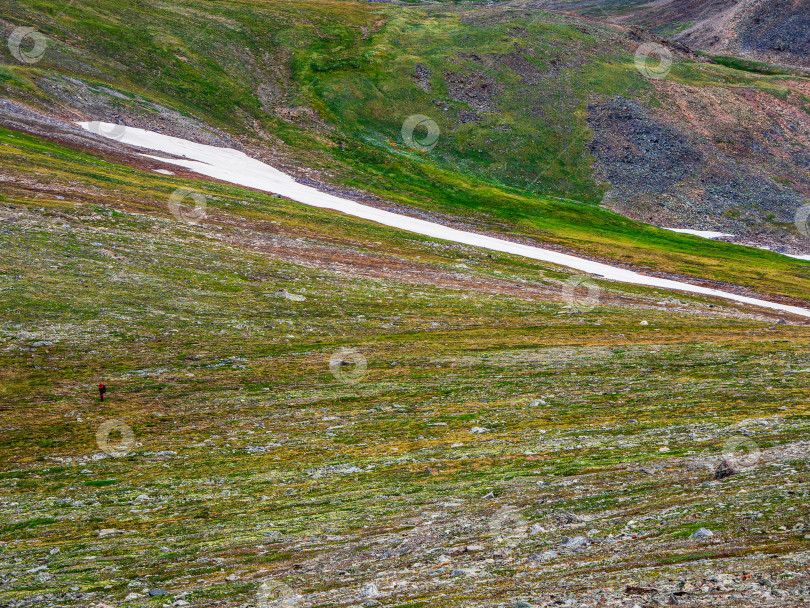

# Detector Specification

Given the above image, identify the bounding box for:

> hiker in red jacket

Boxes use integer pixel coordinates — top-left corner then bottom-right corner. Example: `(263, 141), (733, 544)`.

(99, 383), (106, 402)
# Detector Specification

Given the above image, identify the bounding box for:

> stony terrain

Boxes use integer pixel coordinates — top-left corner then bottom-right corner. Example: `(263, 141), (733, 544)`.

(1, 95), (810, 608)
(0, 2), (809, 608)
(615, 0), (810, 70)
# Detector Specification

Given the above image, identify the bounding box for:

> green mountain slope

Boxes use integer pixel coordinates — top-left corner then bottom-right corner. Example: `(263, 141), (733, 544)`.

(1, 0), (810, 296)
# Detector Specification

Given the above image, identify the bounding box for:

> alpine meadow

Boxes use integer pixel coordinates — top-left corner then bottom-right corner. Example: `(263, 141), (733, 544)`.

(1, 1), (810, 607)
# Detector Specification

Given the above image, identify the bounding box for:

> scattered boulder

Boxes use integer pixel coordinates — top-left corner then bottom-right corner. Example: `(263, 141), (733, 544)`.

(528, 550), (558, 562)
(274, 289), (306, 302)
(625, 585), (658, 594)
(559, 535), (589, 549)
(690, 527), (714, 539)
(35, 571), (52, 583)
(529, 523), (547, 536)
(715, 459), (737, 480)
(360, 583), (380, 598)
(556, 510), (583, 525)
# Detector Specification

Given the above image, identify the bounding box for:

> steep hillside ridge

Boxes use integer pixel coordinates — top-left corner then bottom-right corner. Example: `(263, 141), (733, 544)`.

(541, 0), (810, 69)
(630, 0), (810, 69)
(706, 0), (810, 68)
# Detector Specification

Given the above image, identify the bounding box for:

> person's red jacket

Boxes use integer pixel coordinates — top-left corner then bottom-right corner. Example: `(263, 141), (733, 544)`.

(98, 383), (106, 401)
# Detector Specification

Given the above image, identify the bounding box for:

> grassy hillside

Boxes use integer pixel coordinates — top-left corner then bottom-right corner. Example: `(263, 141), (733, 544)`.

(2, 0), (810, 303)
(2, 3), (810, 607)
(2, 123), (810, 608)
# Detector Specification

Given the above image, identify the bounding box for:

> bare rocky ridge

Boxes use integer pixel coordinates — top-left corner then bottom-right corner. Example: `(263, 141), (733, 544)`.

(539, 0), (810, 70)
(587, 94), (809, 251)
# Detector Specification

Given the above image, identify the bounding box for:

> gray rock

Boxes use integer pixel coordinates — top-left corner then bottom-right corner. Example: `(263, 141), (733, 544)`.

(528, 550), (558, 561)
(690, 527), (714, 539)
(529, 523), (547, 536)
(559, 535), (589, 549)
(148, 588), (168, 597)
(556, 510), (583, 525)
(274, 289), (306, 301)
(360, 583), (380, 598)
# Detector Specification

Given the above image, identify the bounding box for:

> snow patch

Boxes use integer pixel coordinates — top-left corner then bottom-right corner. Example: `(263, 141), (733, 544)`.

(77, 121), (810, 318)
(663, 228), (734, 239)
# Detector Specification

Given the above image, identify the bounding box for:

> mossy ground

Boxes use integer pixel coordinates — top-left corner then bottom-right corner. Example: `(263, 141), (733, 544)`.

(0, 122), (809, 606)
(1, 1), (809, 605)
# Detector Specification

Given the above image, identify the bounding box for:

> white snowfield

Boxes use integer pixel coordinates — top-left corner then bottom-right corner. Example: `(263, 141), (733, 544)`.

(663, 228), (734, 239)
(78, 121), (810, 318)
